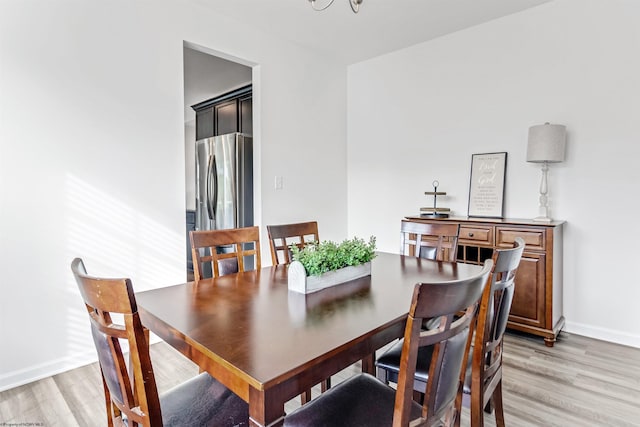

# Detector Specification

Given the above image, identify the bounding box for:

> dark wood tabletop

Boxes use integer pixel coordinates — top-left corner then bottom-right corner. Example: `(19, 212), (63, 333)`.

(136, 251), (483, 427)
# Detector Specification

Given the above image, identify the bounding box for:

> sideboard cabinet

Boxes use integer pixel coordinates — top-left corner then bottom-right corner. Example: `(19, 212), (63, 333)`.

(405, 216), (564, 346)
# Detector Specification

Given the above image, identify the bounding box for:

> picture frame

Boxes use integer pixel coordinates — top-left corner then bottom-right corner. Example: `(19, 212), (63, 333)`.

(467, 152), (507, 218)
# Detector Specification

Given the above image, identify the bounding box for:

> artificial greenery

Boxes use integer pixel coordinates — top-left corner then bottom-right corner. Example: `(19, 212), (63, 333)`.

(290, 236), (377, 277)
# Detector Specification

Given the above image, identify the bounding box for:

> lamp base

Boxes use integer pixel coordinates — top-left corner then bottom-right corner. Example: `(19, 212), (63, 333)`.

(533, 216), (553, 223)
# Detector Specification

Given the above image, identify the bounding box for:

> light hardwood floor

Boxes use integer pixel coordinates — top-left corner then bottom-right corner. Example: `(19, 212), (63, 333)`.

(1, 331), (639, 426)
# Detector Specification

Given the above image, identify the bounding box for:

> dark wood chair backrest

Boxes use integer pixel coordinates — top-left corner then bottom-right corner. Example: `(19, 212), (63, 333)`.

(189, 226), (261, 281)
(394, 259), (493, 426)
(266, 221), (319, 265)
(467, 237), (525, 423)
(71, 258), (161, 427)
(400, 220), (460, 262)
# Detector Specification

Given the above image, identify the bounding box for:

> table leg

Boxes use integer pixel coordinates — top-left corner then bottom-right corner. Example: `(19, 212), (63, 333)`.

(361, 352), (376, 374)
(249, 386), (285, 427)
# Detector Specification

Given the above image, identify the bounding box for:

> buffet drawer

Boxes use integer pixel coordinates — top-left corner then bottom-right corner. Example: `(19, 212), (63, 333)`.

(459, 226), (494, 246)
(496, 227), (545, 251)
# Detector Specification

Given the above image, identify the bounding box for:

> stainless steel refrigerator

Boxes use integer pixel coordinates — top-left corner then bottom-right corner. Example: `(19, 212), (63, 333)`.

(195, 133), (253, 233)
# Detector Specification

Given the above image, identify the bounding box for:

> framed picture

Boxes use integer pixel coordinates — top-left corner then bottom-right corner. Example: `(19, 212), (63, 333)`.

(467, 152), (507, 218)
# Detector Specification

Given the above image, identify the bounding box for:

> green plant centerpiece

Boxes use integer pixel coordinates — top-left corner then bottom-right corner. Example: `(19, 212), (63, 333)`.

(287, 236), (377, 294)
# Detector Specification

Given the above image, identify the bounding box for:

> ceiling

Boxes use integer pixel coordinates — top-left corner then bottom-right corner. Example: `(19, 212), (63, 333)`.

(197, 0), (551, 64)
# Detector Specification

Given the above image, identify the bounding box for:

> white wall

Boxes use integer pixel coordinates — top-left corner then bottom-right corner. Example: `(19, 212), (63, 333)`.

(347, 0), (640, 347)
(0, 0), (347, 390)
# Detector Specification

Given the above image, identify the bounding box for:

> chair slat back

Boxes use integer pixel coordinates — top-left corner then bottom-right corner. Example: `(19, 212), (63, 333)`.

(471, 237), (525, 412)
(190, 226), (261, 280)
(394, 259), (493, 426)
(400, 220), (460, 262)
(71, 258), (161, 427)
(267, 221), (319, 265)
(487, 237), (525, 344)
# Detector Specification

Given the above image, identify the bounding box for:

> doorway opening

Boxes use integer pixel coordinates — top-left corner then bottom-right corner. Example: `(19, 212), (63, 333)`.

(183, 42), (254, 279)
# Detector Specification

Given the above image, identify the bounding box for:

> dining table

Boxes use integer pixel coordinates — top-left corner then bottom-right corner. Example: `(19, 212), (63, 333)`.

(136, 251), (483, 427)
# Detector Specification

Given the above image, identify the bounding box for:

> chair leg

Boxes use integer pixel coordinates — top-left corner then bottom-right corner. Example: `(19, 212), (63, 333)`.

(470, 390), (485, 427)
(300, 389), (312, 405)
(444, 403), (458, 427)
(484, 398), (494, 414)
(454, 408), (462, 427)
(493, 380), (506, 427)
(453, 388), (464, 427)
(101, 374), (115, 427)
(300, 377), (332, 405)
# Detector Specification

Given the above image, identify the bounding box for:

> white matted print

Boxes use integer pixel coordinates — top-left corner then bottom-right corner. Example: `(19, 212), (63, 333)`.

(467, 152), (507, 218)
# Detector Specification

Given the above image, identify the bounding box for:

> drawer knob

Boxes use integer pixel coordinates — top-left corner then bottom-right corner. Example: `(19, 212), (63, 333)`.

(468, 232), (474, 237)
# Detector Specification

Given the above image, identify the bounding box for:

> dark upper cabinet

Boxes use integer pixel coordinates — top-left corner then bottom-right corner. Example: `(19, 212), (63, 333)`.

(195, 108), (214, 140)
(239, 95), (253, 135)
(215, 99), (238, 135)
(192, 85), (252, 140)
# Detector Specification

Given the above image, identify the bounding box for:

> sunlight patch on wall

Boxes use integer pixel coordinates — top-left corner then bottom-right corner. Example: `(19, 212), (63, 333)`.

(136, 212), (185, 291)
(64, 173), (184, 358)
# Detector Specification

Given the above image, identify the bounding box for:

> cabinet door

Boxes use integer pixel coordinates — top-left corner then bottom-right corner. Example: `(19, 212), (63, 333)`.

(215, 99), (238, 135)
(196, 108), (214, 140)
(509, 251), (546, 328)
(240, 95), (252, 135)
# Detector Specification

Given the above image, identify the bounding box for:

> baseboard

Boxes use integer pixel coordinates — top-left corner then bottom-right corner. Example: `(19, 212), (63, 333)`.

(0, 333), (164, 393)
(0, 349), (98, 393)
(565, 321), (640, 349)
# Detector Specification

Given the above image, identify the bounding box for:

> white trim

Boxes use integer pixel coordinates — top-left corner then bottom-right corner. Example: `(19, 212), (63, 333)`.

(0, 349), (97, 392)
(0, 334), (163, 392)
(565, 321), (640, 349)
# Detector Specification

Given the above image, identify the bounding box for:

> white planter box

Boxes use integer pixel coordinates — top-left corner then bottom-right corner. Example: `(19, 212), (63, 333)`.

(287, 261), (372, 294)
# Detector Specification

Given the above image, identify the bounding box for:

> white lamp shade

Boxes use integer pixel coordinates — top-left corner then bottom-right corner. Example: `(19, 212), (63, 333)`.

(527, 123), (566, 163)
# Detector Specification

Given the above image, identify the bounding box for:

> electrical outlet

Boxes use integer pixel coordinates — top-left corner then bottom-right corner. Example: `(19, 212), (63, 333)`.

(275, 175), (283, 190)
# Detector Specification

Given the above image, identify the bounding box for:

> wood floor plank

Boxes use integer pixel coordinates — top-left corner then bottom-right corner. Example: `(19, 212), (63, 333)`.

(1, 331), (640, 426)
(52, 362), (106, 426)
(149, 341), (199, 392)
(0, 377), (80, 426)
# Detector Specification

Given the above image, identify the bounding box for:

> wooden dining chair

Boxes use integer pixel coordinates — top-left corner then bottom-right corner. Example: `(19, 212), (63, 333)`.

(266, 221), (319, 265)
(190, 226), (261, 281)
(459, 236), (525, 427)
(266, 221), (329, 402)
(400, 219), (460, 262)
(376, 238), (525, 427)
(283, 260), (493, 427)
(70, 258), (248, 427)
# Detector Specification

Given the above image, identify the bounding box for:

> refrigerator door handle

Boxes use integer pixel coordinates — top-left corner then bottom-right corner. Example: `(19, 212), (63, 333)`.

(206, 155), (217, 223)
(233, 142), (239, 227)
(212, 155), (218, 222)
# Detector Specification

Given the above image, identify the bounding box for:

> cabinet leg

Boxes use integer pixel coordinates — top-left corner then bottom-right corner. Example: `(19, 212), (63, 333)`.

(544, 317), (565, 347)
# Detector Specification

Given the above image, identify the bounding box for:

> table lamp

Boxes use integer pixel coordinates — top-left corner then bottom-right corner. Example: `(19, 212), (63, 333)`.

(527, 122), (566, 222)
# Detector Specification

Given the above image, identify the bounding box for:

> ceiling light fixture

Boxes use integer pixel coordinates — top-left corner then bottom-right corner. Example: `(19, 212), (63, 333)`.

(309, 0), (363, 13)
